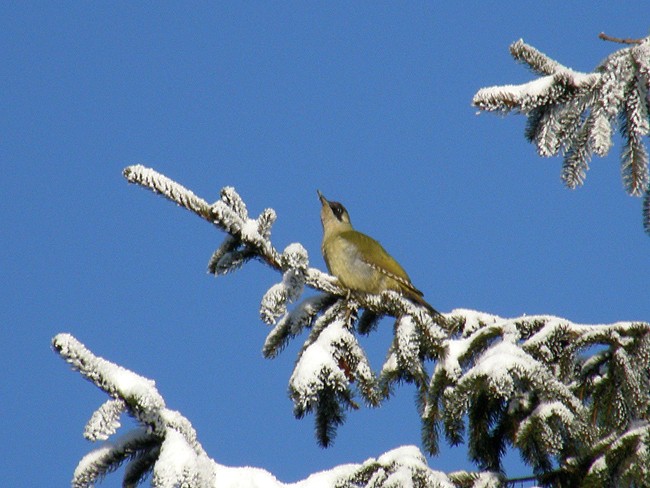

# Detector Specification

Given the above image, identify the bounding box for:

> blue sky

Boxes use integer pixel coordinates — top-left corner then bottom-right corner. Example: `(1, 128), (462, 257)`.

(2, 3), (649, 486)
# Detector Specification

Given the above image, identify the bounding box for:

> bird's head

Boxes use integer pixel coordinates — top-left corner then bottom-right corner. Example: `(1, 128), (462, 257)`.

(317, 190), (352, 234)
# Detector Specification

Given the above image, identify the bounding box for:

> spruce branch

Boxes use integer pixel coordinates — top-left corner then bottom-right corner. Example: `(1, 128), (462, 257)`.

(473, 36), (650, 231)
(116, 165), (650, 484)
(55, 333), (454, 487)
(123, 164), (446, 321)
(335, 446), (456, 488)
(53, 333), (215, 488)
(644, 187), (650, 234)
(509, 38), (566, 76)
(124, 165), (341, 296)
(123, 164), (448, 445)
(421, 310), (650, 484)
(123, 165), (213, 220)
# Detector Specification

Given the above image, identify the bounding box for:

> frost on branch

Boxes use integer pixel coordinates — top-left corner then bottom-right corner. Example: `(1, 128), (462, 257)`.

(123, 165), (447, 447)
(335, 445), (456, 488)
(473, 37), (650, 205)
(54, 333), (455, 488)
(421, 310), (650, 486)
(289, 301), (382, 447)
(379, 311), (447, 401)
(52, 333), (215, 488)
(260, 243), (309, 324)
(118, 166), (650, 485)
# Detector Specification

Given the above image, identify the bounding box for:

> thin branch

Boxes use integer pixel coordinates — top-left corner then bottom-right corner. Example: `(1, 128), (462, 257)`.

(598, 32), (644, 45)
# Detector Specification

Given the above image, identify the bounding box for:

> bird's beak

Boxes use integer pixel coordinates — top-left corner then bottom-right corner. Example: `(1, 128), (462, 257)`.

(317, 190), (328, 207)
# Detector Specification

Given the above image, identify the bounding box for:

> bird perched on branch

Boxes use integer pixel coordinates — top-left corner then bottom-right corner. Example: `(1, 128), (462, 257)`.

(318, 191), (440, 317)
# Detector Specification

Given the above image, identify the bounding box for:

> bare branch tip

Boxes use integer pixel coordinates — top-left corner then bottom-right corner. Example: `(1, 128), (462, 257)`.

(598, 32), (643, 45)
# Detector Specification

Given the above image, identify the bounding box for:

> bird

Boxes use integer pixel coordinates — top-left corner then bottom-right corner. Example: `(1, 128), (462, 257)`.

(317, 190), (440, 317)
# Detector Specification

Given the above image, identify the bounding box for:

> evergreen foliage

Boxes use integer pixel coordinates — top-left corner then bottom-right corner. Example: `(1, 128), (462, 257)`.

(53, 165), (650, 486)
(473, 36), (650, 233)
(53, 333), (457, 488)
(53, 333), (215, 488)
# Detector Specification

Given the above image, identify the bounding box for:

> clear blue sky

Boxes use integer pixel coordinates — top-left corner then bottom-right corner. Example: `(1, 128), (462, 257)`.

(2, 3), (648, 486)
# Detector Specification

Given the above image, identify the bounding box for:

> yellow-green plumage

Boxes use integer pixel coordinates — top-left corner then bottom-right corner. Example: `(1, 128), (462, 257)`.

(323, 230), (419, 295)
(318, 191), (438, 316)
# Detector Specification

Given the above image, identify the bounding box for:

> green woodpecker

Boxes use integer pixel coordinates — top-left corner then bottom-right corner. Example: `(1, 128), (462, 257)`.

(318, 191), (439, 316)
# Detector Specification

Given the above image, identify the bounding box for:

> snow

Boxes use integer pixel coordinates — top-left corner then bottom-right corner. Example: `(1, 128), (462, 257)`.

(84, 398), (125, 441)
(441, 336), (469, 380)
(58, 304), (650, 487)
(289, 319), (349, 406)
(516, 401), (576, 453)
(449, 308), (499, 336)
(72, 443), (114, 486)
(73, 428), (155, 487)
(212, 464), (286, 488)
(529, 401), (574, 423)
(240, 218), (261, 243)
(282, 243), (309, 270)
(522, 316), (568, 345)
(260, 282), (289, 324)
(54, 333), (165, 410)
(381, 350), (398, 375)
(583, 425), (650, 480)
(474, 69), (600, 112)
(282, 269), (305, 302)
(154, 429), (216, 487)
(468, 340), (533, 389)
(395, 315), (419, 365)
(109, 366), (164, 410)
(207, 445), (449, 487)
(438, 309), (520, 382)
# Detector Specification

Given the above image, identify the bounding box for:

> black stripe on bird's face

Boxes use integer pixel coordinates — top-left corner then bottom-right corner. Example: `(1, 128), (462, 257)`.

(328, 201), (349, 223)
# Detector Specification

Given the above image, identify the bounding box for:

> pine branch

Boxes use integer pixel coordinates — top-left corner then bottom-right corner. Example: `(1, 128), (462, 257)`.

(54, 303), (650, 486)
(72, 429), (161, 488)
(510, 38), (566, 76)
(124, 164), (283, 271)
(335, 446), (456, 488)
(123, 164), (450, 445)
(644, 188), (650, 234)
(123, 165), (213, 220)
(123, 165), (448, 321)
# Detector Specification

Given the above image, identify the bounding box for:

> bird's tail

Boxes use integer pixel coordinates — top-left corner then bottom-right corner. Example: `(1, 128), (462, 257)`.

(405, 289), (444, 323)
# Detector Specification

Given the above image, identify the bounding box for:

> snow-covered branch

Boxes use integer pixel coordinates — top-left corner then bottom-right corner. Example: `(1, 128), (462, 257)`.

(54, 300), (650, 486)
(117, 165), (650, 485)
(422, 309), (650, 484)
(473, 37), (650, 223)
(123, 165), (449, 447)
(53, 333), (463, 488)
(53, 333), (215, 488)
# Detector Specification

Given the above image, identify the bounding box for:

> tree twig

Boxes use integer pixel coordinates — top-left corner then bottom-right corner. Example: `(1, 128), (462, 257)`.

(598, 32), (643, 45)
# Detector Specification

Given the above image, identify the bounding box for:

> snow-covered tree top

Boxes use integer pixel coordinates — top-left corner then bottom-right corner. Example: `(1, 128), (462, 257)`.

(53, 165), (650, 487)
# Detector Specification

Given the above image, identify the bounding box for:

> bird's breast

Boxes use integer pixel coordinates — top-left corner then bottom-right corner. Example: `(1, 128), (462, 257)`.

(323, 234), (387, 293)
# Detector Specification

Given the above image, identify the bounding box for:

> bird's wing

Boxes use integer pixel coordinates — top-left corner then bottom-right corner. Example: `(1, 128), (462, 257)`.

(341, 230), (424, 296)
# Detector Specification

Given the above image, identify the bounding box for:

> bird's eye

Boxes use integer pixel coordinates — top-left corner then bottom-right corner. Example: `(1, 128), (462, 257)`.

(330, 202), (345, 220)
